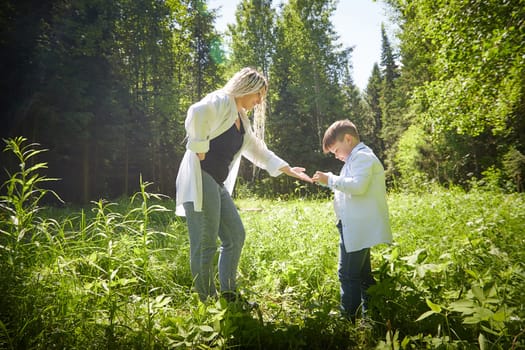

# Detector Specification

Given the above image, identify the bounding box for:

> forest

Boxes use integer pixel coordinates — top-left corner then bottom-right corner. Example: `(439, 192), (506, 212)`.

(1, 0), (523, 202)
(1, 0), (524, 348)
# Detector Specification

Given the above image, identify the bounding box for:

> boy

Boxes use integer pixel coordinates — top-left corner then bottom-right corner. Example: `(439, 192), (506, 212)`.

(312, 119), (392, 323)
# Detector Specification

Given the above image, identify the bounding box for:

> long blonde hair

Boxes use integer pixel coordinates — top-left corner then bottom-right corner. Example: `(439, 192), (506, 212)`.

(222, 67), (267, 140)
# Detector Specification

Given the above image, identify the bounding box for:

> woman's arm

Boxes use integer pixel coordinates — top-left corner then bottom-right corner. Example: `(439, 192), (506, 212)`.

(280, 166), (313, 183)
(185, 103), (213, 154)
(185, 93), (233, 155)
(241, 127), (311, 182)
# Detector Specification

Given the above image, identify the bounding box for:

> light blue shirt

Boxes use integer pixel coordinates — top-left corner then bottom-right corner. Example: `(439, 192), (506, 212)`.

(326, 142), (392, 252)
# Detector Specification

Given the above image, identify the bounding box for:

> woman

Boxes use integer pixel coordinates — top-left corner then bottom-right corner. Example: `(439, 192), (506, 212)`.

(176, 67), (311, 302)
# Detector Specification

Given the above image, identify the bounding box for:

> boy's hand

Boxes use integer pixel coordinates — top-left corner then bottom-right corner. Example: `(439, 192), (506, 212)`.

(312, 171), (329, 186)
(280, 166), (313, 183)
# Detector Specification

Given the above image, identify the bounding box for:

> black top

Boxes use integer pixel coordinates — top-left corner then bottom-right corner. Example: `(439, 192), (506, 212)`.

(201, 120), (245, 185)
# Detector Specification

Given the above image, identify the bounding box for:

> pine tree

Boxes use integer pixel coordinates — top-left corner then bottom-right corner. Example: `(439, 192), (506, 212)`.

(365, 63), (385, 162)
(187, 0), (225, 100)
(378, 24), (402, 177)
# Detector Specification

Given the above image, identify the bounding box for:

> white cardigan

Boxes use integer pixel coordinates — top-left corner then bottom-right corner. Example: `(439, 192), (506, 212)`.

(175, 91), (288, 216)
(327, 143), (392, 252)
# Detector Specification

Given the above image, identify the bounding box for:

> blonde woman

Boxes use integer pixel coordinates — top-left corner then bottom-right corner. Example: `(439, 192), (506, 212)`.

(176, 67), (311, 302)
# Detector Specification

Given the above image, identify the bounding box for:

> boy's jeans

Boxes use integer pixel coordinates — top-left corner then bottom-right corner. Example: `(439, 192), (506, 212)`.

(183, 171), (246, 301)
(337, 221), (375, 320)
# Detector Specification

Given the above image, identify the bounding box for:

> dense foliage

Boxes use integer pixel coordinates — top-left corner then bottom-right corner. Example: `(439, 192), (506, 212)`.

(1, 138), (524, 349)
(0, 0), (223, 202)
(381, 0), (525, 190)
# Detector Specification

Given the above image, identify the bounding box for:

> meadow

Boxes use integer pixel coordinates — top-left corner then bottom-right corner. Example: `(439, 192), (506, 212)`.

(1, 139), (524, 349)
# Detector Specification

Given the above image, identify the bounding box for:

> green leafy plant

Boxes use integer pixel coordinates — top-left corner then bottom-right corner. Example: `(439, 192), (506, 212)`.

(0, 137), (61, 254)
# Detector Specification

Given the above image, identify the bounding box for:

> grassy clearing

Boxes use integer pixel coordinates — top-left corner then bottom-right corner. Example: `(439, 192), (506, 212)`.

(1, 139), (524, 349)
(1, 190), (523, 349)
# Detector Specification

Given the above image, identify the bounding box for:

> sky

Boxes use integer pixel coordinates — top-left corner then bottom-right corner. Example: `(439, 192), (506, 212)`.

(209, 0), (390, 91)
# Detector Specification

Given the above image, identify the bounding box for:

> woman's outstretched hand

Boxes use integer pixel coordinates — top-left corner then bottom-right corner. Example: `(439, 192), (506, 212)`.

(280, 166), (313, 183)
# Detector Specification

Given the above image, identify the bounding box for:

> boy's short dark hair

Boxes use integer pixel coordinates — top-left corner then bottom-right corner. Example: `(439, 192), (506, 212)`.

(322, 119), (360, 154)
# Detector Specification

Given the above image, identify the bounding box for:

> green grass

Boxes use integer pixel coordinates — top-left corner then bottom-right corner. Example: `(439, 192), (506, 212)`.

(1, 138), (524, 349)
(1, 189), (524, 349)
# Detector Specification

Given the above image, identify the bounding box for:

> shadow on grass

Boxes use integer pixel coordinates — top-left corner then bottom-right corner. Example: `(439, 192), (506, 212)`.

(219, 302), (372, 350)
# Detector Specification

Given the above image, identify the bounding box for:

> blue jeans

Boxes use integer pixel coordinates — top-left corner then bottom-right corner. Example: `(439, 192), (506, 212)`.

(337, 221), (375, 320)
(183, 171), (246, 301)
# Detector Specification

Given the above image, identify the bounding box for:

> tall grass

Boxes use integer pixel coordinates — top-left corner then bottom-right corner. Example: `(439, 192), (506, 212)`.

(1, 138), (524, 349)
